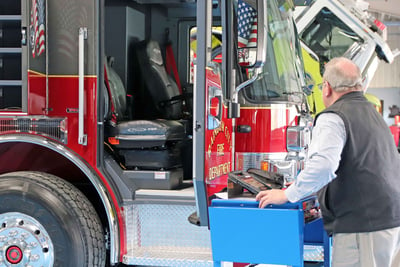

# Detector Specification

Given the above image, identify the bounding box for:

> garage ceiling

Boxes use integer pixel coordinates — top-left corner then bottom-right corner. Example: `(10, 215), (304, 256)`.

(366, 0), (400, 19)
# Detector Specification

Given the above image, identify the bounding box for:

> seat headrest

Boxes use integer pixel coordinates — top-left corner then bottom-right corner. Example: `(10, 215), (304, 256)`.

(146, 40), (164, 66)
(104, 56), (127, 121)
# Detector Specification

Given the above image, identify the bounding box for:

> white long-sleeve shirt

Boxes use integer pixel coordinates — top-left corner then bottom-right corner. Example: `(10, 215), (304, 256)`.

(285, 113), (347, 202)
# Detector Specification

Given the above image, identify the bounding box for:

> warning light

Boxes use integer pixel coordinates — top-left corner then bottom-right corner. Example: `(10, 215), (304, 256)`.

(261, 160), (269, 171)
(374, 19), (386, 32)
(108, 137), (120, 145)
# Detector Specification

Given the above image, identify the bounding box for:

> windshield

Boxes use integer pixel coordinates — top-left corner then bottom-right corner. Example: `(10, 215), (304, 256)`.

(241, 0), (303, 103)
(301, 7), (364, 66)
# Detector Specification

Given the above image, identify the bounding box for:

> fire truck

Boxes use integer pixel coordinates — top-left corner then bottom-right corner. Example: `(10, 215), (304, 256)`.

(294, 0), (399, 115)
(0, 0), (310, 266)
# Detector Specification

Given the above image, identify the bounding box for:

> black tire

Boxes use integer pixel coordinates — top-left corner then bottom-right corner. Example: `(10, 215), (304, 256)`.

(0, 171), (106, 267)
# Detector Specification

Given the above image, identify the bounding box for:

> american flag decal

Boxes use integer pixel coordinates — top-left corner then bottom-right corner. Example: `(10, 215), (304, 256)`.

(30, 0), (46, 58)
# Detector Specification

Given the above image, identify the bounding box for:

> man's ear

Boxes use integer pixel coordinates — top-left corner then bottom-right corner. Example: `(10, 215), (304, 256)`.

(325, 82), (333, 97)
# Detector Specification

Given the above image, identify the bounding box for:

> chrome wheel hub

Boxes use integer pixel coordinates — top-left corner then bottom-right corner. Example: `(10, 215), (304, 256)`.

(0, 212), (54, 266)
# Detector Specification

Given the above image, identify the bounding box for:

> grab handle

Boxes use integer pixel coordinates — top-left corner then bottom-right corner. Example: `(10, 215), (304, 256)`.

(78, 27), (87, 145)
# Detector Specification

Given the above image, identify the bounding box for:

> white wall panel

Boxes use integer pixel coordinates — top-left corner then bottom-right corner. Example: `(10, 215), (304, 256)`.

(368, 22), (400, 89)
(367, 88), (400, 125)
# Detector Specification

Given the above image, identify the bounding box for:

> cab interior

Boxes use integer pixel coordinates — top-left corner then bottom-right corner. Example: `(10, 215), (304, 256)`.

(103, 0), (205, 190)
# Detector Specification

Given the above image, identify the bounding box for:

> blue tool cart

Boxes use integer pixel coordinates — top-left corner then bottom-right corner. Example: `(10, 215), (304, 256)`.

(209, 197), (331, 267)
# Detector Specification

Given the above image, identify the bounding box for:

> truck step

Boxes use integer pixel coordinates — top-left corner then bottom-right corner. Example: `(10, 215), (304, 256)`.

(123, 201), (213, 266)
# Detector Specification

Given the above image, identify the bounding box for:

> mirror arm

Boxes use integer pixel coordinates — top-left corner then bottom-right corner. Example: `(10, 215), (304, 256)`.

(229, 68), (260, 119)
(234, 68), (260, 97)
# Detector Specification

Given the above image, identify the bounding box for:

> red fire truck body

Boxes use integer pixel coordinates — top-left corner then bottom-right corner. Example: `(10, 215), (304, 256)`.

(0, 0), (310, 266)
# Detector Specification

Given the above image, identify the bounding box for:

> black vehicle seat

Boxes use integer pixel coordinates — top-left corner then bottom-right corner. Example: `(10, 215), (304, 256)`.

(132, 40), (184, 120)
(132, 40), (193, 179)
(104, 56), (185, 170)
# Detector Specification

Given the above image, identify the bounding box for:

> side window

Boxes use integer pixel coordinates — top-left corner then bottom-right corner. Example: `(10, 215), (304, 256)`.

(189, 27), (222, 84)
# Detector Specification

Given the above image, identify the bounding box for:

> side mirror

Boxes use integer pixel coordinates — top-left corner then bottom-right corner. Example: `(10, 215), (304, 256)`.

(208, 86), (223, 130)
(229, 0), (268, 119)
(286, 126), (311, 153)
(236, 0), (267, 68)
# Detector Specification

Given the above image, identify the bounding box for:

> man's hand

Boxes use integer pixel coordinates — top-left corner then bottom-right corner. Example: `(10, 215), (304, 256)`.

(255, 189), (288, 208)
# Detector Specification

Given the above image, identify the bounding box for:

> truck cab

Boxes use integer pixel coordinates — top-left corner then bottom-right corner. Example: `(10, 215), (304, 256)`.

(294, 0), (399, 115)
(0, 0), (310, 266)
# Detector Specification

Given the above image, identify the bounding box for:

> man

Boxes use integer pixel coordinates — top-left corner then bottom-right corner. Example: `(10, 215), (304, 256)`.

(256, 57), (400, 267)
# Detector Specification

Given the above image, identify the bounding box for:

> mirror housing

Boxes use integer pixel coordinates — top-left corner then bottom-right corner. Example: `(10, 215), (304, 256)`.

(286, 126), (311, 153)
(254, 0), (267, 68)
(230, 0), (267, 102)
(236, 0), (267, 68)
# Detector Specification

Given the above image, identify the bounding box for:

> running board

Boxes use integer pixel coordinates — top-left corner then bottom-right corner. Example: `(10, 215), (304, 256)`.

(122, 192), (213, 266)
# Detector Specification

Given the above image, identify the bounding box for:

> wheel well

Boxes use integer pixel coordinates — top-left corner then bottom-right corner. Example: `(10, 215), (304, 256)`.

(0, 141), (110, 234)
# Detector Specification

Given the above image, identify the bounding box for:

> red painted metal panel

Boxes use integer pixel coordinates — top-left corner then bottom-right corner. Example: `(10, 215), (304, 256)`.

(27, 71), (46, 114)
(235, 107), (297, 153)
(45, 75), (98, 166)
(4, 72), (98, 166)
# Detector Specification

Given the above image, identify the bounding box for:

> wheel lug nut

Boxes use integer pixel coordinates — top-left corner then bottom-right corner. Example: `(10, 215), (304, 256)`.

(29, 241), (39, 248)
(8, 230), (18, 237)
(30, 254), (40, 261)
(21, 233), (29, 239)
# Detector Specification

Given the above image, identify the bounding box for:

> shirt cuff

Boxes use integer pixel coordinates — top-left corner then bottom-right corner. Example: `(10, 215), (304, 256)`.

(284, 184), (303, 203)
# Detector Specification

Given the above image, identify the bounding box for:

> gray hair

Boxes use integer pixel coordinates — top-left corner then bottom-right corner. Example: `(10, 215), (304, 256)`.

(323, 57), (362, 92)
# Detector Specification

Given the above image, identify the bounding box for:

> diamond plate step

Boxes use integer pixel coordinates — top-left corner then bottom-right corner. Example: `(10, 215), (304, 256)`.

(123, 201), (213, 266)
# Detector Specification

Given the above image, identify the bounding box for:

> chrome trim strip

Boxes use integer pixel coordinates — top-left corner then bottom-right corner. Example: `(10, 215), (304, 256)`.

(116, 135), (168, 141)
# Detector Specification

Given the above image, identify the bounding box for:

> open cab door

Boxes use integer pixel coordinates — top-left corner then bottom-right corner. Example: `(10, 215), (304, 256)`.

(193, 0), (268, 226)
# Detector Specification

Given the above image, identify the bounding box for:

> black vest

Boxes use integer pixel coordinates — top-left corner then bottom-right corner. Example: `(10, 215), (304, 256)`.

(315, 91), (400, 234)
